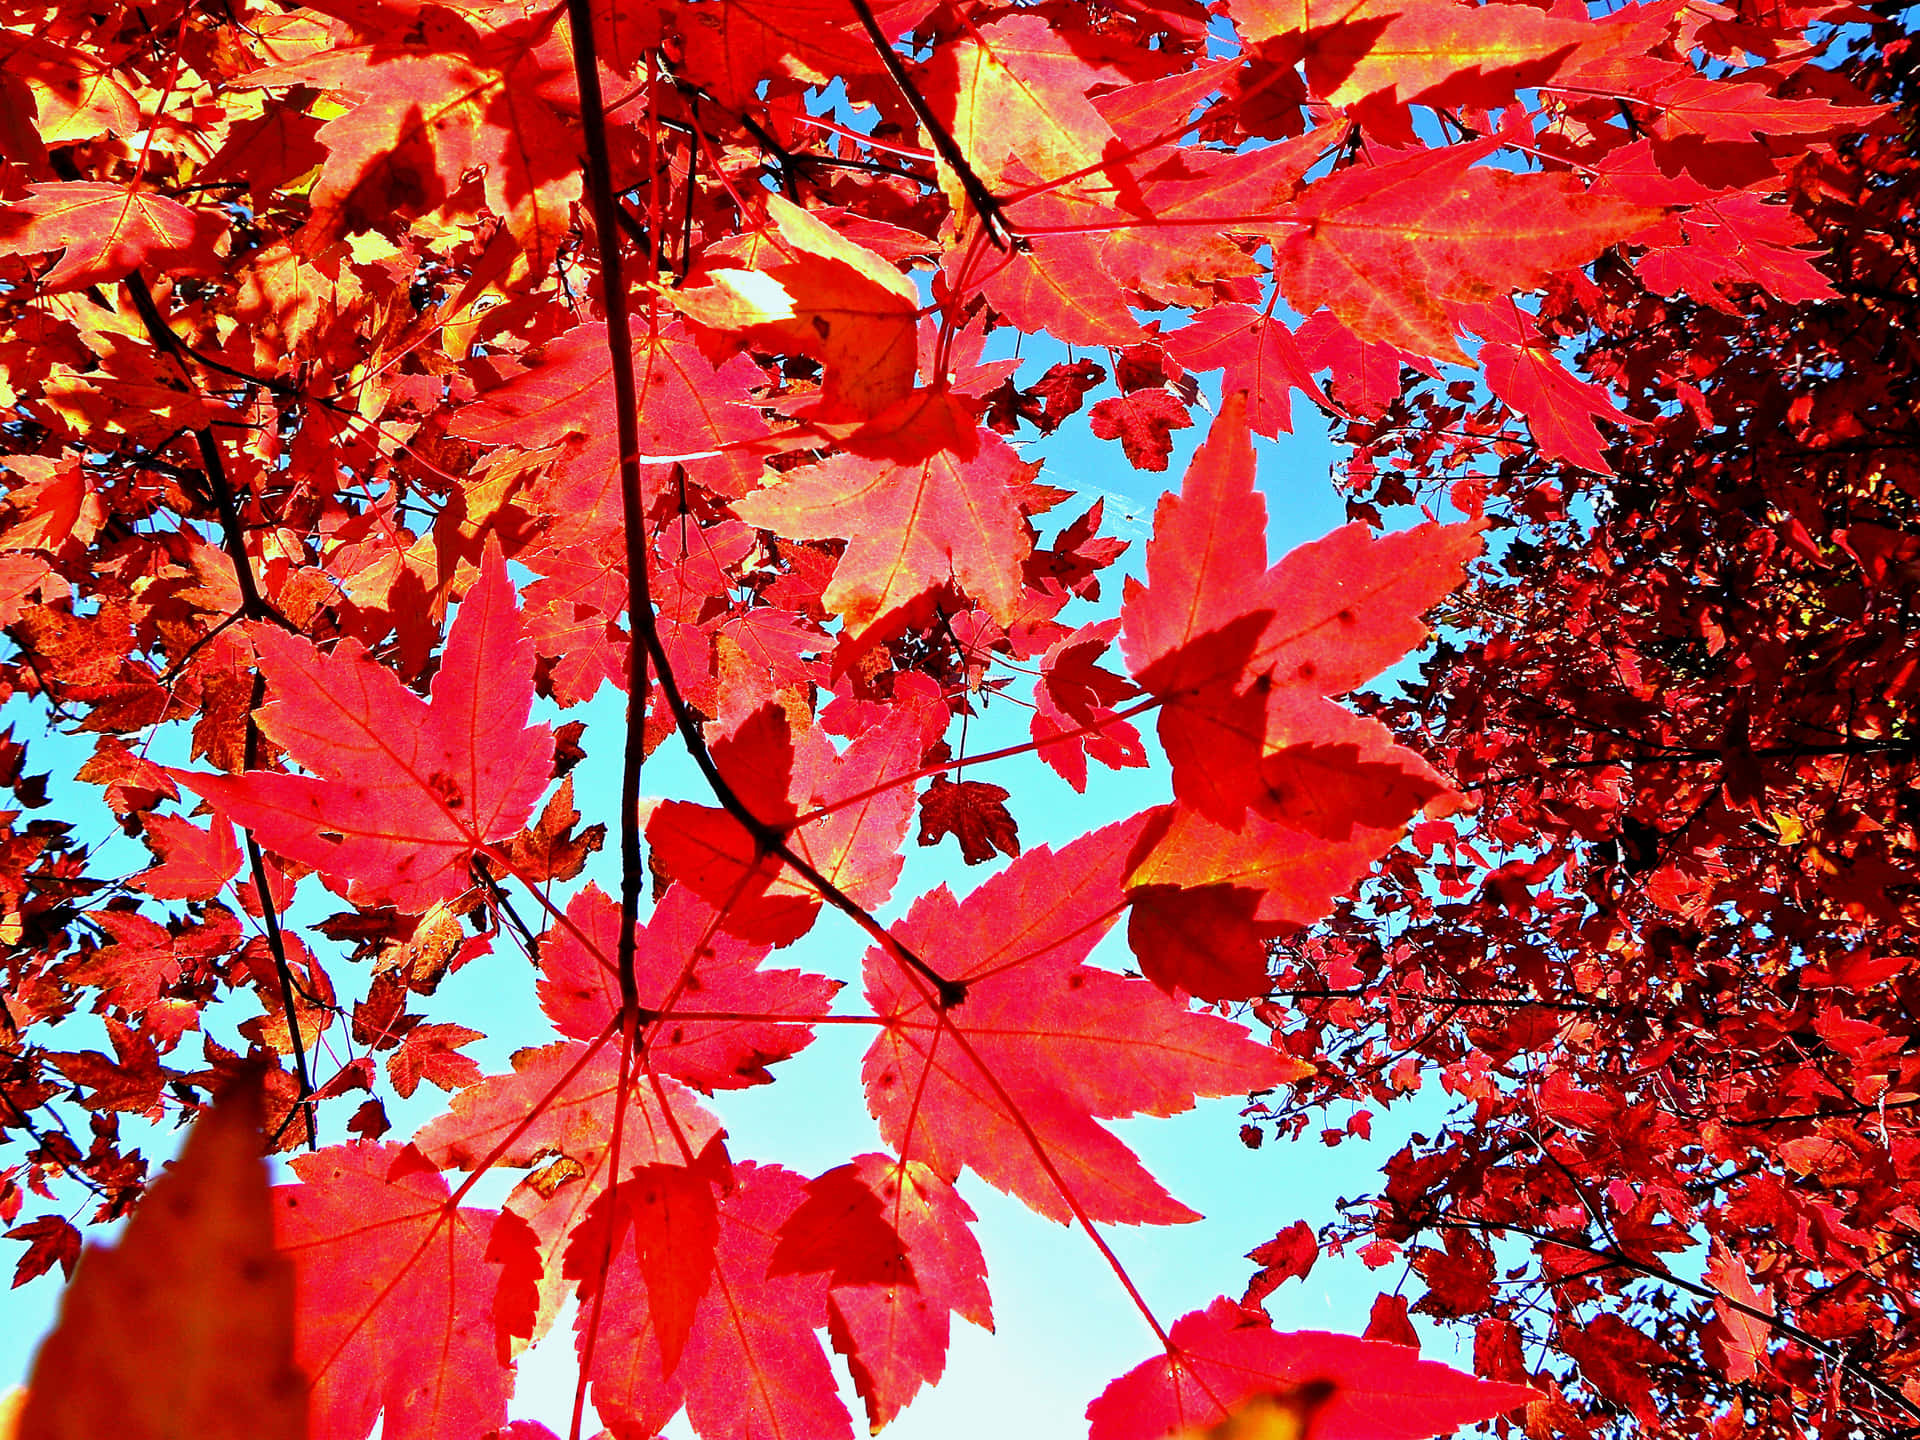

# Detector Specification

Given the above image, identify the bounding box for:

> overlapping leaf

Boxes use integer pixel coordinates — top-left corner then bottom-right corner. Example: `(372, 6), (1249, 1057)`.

(176, 547), (551, 911)
(862, 817), (1292, 1224)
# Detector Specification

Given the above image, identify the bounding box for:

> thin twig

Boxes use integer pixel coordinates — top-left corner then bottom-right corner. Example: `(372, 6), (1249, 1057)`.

(844, 0), (1019, 250)
(1433, 1216), (1920, 1424)
(118, 273), (298, 633)
(245, 671), (316, 1150)
(566, 33), (969, 1010)
(564, 0), (652, 1034)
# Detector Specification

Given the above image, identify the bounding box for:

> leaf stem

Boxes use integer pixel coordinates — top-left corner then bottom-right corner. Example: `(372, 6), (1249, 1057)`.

(789, 694), (1161, 827)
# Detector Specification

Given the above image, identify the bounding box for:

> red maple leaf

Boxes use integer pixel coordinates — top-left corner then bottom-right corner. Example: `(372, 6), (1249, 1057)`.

(863, 816), (1291, 1225)
(1088, 1297), (1537, 1440)
(273, 1143), (540, 1440)
(536, 882), (840, 1090)
(175, 547), (552, 911)
(0, 182), (228, 291)
(580, 1161), (851, 1440)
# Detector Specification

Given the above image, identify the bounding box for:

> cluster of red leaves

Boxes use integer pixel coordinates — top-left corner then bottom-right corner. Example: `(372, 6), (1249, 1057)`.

(1246, 18), (1920, 1440)
(0, 0), (1892, 1432)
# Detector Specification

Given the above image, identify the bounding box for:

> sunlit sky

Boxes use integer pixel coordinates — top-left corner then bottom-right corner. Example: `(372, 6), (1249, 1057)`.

(0, 389), (1469, 1436)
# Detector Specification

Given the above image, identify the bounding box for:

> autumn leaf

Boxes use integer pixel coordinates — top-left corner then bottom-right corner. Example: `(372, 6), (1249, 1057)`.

(536, 882), (840, 1090)
(1087, 1298), (1537, 1440)
(450, 319), (772, 519)
(774, 1154), (993, 1430)
(1705, 1239), (1772, 1383)
(1271, 145), (1660, 358)
(17, 1076), (306, 1440)
(916, 773), (1021, 864)
(924, 14), (1123, 193)
(1121, 396), (1475, 832)
(242, 8), (582, 269)
(648, 688), (946, 943)
(175, 545), (552, 911)
(0, 182), (229, 291)
(130, 812), (241, 902)
(272, 1143), (538, 1440)
(863, 816), (1292, 1224)
(675, 195), (922, 422)
(1089, 389), (1196, 471)
(580, 1161), (852, 1440)
(413, 1039), (723, 1342)
(732, 390), (1043, 643)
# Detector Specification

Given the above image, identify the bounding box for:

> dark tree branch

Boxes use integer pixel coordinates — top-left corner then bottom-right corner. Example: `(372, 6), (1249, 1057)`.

(118, 272), (298, 634)
(563, 31), (967, 1012)
(844, 0), (1019, 251)
(245, 671), (316, 1151)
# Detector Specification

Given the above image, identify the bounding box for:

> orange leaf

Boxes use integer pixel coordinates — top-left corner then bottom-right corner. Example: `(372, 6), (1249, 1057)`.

(0, 182), (228, 291)
(18, 1075), (306, 1440)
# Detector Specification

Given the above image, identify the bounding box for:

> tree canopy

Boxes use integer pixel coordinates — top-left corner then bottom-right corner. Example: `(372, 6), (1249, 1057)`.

(1259, 23), (1920, 1438)
(0, 0), (1908, 1435)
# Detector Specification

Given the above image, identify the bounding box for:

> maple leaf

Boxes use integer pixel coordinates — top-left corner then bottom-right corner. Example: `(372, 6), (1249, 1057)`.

(272, 1142), (538, 1440)
(1121, 396), (1475, 833)
(1243, 1220), (1319, 1307)
(1030, 619), (1149, 793)
(647, 688), (946, 943)
(1271, 145), (1660, 359)
(495, 775), (605, 884)
(131, 813), (241, 902)
(413, 1039), (723, 1343)
(1231, 0), (1597, 110)
(16, 1076), (305, 1440)
(1088, 1298), (1537, 1440)
(175, 546), (552, 911)
(567, 1134), (734, 1375)
(450, 319), (771, 520)
(1089, 390), (1196, 471)
(244, 9), (582, 268)
(5, 1217), (82, 1288)
(669, 0), (925, 109)
(916, 774), (1021, 865)
(0, 182), (229, 291)
(580, 1161), (852, 1440)
(536, 883), (840, 1090)
(1167, 307), (1325, 439)
(0, 457), (105, 556)
(386, 1022), (485, 1098)
(924, 14), (1124, 194)
(1705, 1239), (1772, 1384)
(732, 390), (1042, 643)
(773, 1154), (993, 1430)
(863, 816), (1292, 1225)
(675, 195), (922, 422)
(1479, 341), (1629, 474)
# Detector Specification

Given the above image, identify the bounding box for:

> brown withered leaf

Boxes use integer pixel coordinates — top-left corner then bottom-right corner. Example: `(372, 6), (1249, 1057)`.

(916, 774), (1022, 866)
(497, 776), (605, 884)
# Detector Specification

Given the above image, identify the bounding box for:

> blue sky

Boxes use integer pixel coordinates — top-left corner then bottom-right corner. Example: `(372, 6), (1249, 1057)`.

(0, 392), (1467, 1436)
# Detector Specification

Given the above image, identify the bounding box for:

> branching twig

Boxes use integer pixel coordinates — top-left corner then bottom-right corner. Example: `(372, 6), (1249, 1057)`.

(1432, 1216), (1920, 1425)
(118, 272), (298, 634)
(566, 27), (968, 1012)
